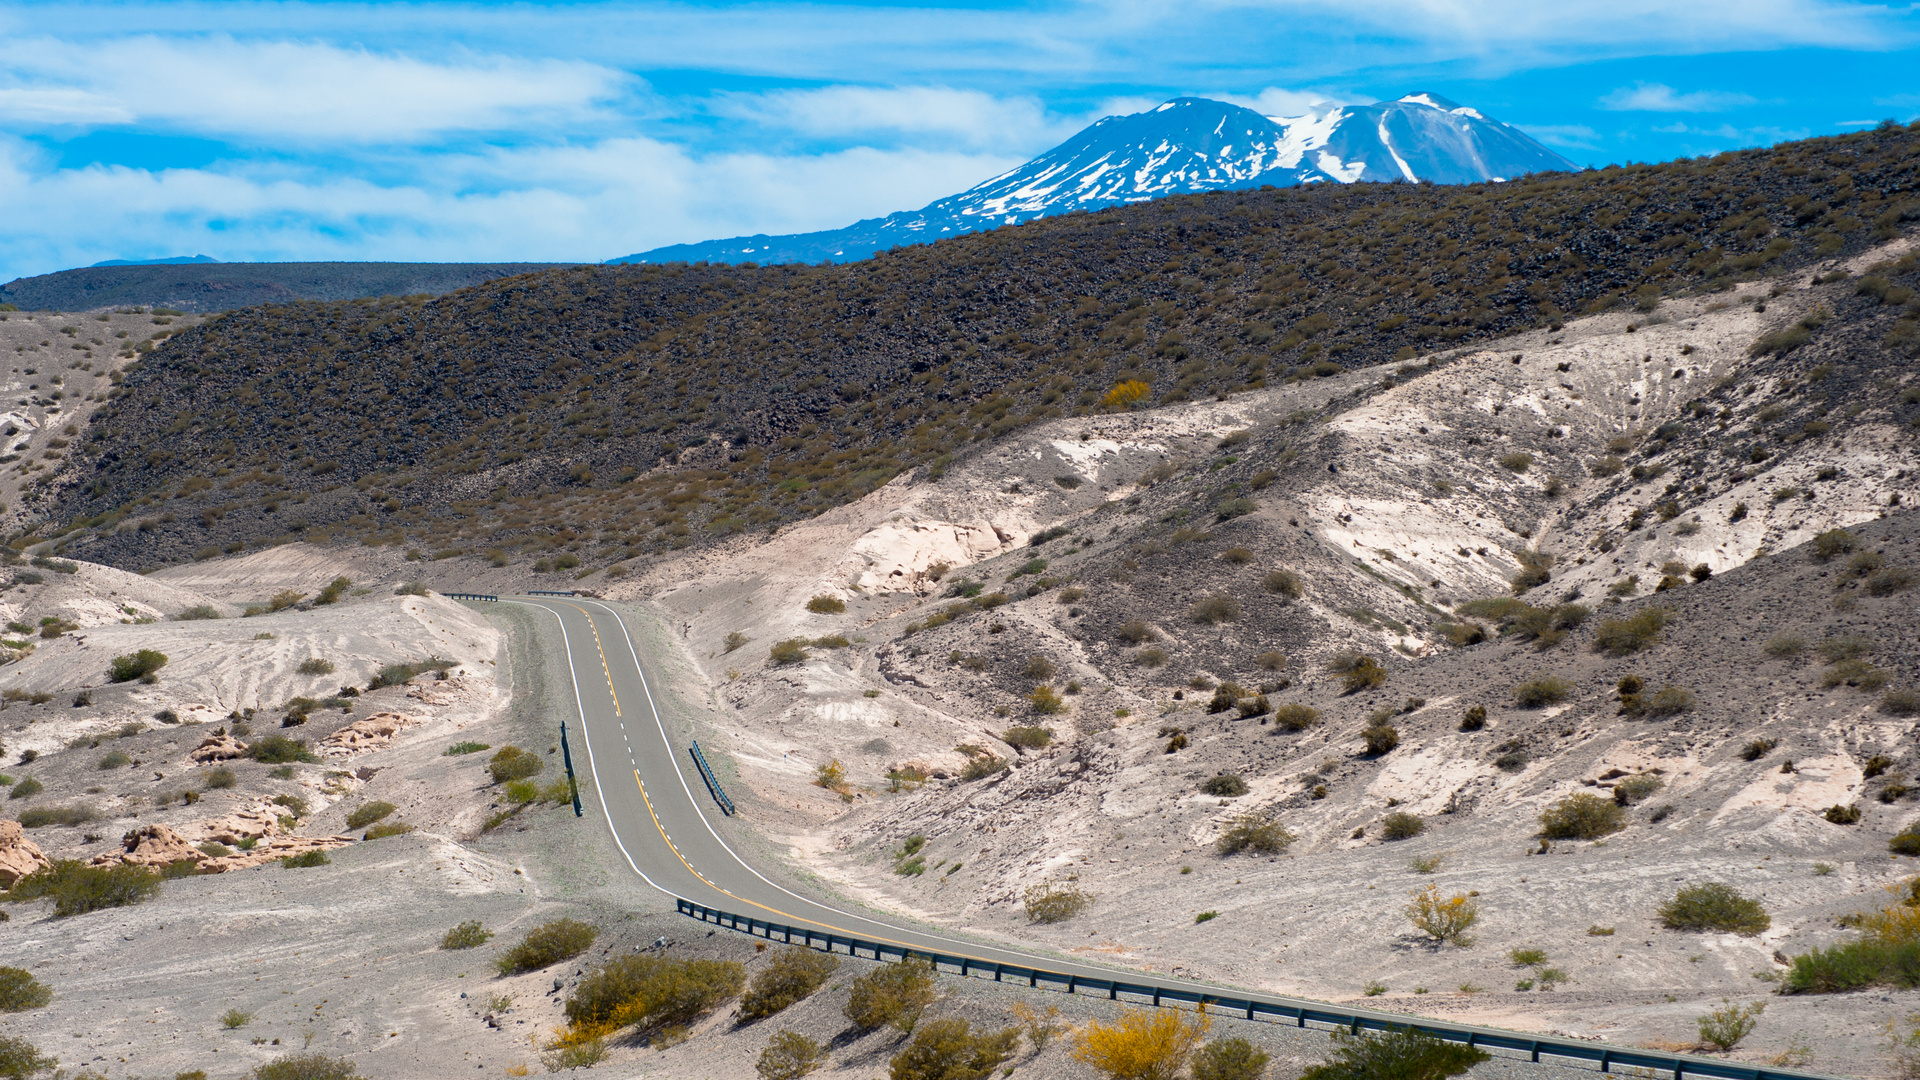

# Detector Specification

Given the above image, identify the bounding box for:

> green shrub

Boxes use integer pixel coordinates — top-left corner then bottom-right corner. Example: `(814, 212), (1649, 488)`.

(1201, 774), (1248, 797)
(739, 947), (839, 1021)
(444, 741), (490, 755)
(173, 604), (224, 621)
(1189, 593), (1240, 624)
(1499, 452), (1535, 472)
(203, 767), (238, 790)
(441, 920), (492, 950)
(247, 736), (318, 764)
(95, 750), (131, 770)
(297, 658), (335, 676)
(1264, 569), (1304, 598)
(0, 967), (51, 1012)
(757, 1030), (828, 1080)
(1784, 937), (1920, 993)
(1812, 528), (1857, 561)
(1740, 738), (1778, 761)
(805, 594), (845, 614)
(1459, 706), (1486, 731)
(1299, 1027), (1489, 1080)
(1215, 813), (1295, 855)
(222, 1007), (253, 1029)
(1538, 793), (1626, 840)
(1764, 633), (1806, 659)
(1028, 686), (1066, 715)
(1892, 826), (1920, 856)
(1613, 775), (1665, 805)
(563, 954), (744, 1032)
(1381, 812), (1425, 840)
(1024, 882), (1093, 923)
(1272, 703), (1319, 731)
(1593, 607), (1672, 656)
(313, 576), (352, 605)
(1661, 883), (1770, 935)
(1883, 690), (1920, 717)
(769, 638), (810, 665)
(1194, 1037), (1271, 1080)
(1697, 1000), (1765, 1050)
(7, 777), (41, 800)
(0, 1036), (57, 1080)
(888, 1018), (1018, 1080)
(6, 859), (161, 916)
(724, 630), (751, 653)
(1513, 676), (1572, 707)
(497, 918), (597, 974)
(107, 649), (168, 682)
(1362, 723), (1400, 756)
(343, 801), (396, 829)
(1645, 686), (1695, 716)
(1325, 652), (1387, 693)
(844, 957), (936, 1031)
(17, 805), (97, 828)
(487, 746), (543, 784)
(364, 821), (413, 840)
(280, 851), (328, 868)
(1002, 726), (1053, 750)
(251, 1052), (364, 1080)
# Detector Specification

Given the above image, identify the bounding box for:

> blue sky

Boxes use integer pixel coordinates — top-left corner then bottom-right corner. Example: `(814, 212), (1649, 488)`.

(0, 0), (1915, 280)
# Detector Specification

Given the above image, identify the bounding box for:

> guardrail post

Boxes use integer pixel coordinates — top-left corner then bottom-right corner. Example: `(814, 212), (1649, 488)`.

(1066, 975), (1076, 995)
(1152, 989), (1161, 1007)
(1530, 1041), (1541, 1063)
(1351, 1018), (1362, 1036)
(1674, 1063), (1683, 1080)
(993, 963), (1002, 982)
(1601, 1050), (1612, 1074)
(1108, 982), (1117, 1000)
(558, 721), (583, 817)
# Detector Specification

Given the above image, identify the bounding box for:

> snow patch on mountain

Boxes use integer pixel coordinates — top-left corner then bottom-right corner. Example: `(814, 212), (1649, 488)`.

(613, 94), (1577, 268)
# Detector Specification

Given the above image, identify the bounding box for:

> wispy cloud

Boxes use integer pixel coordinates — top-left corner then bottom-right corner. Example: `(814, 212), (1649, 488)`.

(709, 86), (1073, 154)
(1598, 82), (1758, 112)
(1517, 123), (1601, 149)
(0, 36), (631, 142)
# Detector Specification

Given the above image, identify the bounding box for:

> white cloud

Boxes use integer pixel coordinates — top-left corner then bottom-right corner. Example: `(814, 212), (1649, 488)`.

(1598, 82), (1758, 112)
(0, 36), (631, 142)
(710, 86), (1072, 154)
(0, 133), (1023, 275)
(1211, 86), (1352, 117)
(1517, 123), (1601, 149)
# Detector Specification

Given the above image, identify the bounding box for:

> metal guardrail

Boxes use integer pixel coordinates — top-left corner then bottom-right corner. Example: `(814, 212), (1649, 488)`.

(528, 589), (580, 597)
(676, 899), (1836, 1080)
(444, 592), (498, 602)
(688, 741), (735, 816)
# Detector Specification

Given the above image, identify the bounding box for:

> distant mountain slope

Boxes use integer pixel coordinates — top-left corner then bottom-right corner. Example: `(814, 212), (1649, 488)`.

(0, 261), (579, 313)
(91, 255), (221, 267)
(613, 94), (1576, 267)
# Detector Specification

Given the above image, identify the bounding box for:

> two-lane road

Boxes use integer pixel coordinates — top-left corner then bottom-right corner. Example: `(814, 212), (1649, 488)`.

(502, 597), (1840, 1080)
(515, 595), (1166, 974)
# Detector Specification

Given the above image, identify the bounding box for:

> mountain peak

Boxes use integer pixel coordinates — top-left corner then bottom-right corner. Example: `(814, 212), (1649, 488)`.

(612, 93), (1576, 267)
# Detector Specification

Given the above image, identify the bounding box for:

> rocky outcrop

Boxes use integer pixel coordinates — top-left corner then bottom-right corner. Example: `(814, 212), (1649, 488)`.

(0, 819), (52, 887)
(98, 823), (204, 869)
(189, 733), (248, 762)
(319, 712), (415, 755)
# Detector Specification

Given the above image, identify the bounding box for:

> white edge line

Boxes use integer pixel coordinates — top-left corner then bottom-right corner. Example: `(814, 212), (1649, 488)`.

(583, 598), (1047, 959)
(505, 599), (681, 903)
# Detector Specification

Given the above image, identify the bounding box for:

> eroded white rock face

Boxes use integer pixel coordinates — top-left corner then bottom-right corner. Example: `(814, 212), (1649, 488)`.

(841, 517), (1014, 594)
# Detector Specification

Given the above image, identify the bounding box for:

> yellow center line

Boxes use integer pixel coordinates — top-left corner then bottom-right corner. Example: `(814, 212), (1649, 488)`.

(548, 597), (1015, 967)
(560, 602), (621, 717)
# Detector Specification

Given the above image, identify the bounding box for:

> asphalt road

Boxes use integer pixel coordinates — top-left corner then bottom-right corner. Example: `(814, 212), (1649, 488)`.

(512, 595), (1164, 976)
(504, 596), (1835, 1080)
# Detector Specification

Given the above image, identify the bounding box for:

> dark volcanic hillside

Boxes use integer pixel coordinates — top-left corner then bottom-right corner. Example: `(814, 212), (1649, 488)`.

(35, 123), (1920, 572)
(0, 261), (577, 314)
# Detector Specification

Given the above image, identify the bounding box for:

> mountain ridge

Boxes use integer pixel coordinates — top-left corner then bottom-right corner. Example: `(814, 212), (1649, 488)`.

(613, 93), (1577, 267)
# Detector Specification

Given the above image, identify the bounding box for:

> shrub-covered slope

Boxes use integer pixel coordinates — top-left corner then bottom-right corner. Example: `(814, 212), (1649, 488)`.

(38, 123), (1920, 571)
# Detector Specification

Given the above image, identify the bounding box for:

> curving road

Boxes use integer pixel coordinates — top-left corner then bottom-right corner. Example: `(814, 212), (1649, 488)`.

(504, 596), (1833, 1080)
(512, 595), (1175, 976)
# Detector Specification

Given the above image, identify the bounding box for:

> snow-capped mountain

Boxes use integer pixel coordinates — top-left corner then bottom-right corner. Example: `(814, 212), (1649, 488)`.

(611, 94), (1576, 267)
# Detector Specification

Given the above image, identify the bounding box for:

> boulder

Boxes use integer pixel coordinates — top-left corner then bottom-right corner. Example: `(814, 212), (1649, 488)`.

(0, 819), (52, 887)
(96, 824), (204, 869)
(319, 712), (414, 755)
(189, 733), (248, 763)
